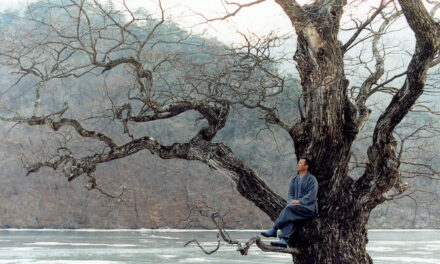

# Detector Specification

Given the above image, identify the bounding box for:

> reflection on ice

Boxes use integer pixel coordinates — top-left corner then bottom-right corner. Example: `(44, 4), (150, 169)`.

(8, 247), (37, 251)
(366, 247), (395, 252)
(24, 242), (136, 247)
(178, 258), (211, 263)
(371, 241), (440, 245)
(374, 256), (440, 264)
(149, 235), (180, 240)
(35, 261), (122, 264)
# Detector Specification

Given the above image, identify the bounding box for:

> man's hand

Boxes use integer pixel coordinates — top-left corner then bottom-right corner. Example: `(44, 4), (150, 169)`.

(291, 200), (300, 205)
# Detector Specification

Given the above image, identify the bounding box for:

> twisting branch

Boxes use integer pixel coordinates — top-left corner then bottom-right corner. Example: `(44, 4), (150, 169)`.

(238, 236), (299, 255)
(26, 109), (118, 149)
(370, 71), (407, 94)
(189, 0), (267, 25)
(85, 173), (127, 200)
(10, 103), (284, 219)
(185, 212), (299, 256)
(241, 102), (291, 132)
(24, 153), (73, 176)
(184, 234), (221, 255)
(411, 104), (440, 116)
(386, 188), (438, 201)
(115, 100), (231, 142)
(342, 0), (392, 53)
(354, 7), (403, 130)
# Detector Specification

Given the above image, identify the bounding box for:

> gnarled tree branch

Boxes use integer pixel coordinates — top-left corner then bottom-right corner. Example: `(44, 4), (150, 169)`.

(354, 0), (440, 209)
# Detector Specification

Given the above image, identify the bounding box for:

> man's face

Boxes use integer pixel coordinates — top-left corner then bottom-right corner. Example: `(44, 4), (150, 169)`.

(296, 159), (309, 172)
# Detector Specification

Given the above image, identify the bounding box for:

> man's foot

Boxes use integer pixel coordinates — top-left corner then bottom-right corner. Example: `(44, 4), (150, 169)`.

(260, 228), (277, 238)
(270, 238), (287, 248)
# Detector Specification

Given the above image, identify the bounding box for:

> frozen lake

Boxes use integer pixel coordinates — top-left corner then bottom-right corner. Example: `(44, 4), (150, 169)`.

(0, 229), (439, 264)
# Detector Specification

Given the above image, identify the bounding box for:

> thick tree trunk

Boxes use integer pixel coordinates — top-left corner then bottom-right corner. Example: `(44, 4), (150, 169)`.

(270, 0), (438, 263)
(291, 216), (372, 264)
(285, 2), (366, 261)
(285, 179), (373, 263)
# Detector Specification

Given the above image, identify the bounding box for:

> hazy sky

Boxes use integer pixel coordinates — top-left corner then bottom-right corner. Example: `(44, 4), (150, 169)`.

(0, 0), (417, 74)
(0, 0), (429, 72)
(3, 0), (429, 43)
(0, 0), (292, 43)
(0, 0), (436, 107)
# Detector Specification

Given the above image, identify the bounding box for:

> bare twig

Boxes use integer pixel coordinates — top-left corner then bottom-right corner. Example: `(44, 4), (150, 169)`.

(185, 211), (298, 256)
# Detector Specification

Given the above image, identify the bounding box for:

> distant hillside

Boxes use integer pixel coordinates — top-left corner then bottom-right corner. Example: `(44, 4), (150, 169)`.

(0, 4), (439, 229)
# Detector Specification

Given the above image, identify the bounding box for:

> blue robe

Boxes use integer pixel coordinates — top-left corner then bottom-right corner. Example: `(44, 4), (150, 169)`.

(274, 172), (318, 239)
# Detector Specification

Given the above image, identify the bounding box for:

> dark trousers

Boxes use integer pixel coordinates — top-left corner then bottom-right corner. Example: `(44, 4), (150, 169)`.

(273, 204), (316, 239)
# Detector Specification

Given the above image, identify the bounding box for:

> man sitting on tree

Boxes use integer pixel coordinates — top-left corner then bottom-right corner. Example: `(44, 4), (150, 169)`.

(261, 158), (319, 247)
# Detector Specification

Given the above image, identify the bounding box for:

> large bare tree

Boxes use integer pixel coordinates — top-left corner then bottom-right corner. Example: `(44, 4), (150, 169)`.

(0, 0), (439, 263)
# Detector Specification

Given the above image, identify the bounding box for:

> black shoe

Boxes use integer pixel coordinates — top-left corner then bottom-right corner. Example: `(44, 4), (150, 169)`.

(260, 228), (277, 238)
(270, 238), (287, 248)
